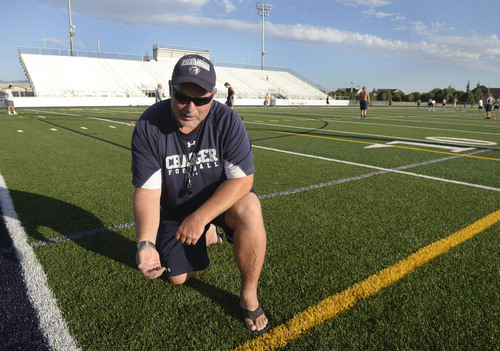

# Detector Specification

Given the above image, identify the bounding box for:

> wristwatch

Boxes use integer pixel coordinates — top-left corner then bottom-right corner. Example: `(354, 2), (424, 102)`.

(137, 240), (156, 249)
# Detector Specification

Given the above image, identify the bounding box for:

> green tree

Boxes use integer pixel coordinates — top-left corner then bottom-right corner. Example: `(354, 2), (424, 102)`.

(407, 92), (422, 102)
(428, 88), (444, 102)
(377, 90), (392, 101)
(392, 91), (405, 102)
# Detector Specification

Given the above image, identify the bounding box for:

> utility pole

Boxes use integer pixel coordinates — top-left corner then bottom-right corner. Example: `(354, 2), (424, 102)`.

(256, 2), (272, 70)
(68, 0), (77, 56)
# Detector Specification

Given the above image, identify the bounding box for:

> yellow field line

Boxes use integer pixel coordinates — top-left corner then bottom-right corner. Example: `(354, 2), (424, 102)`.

(232, 209), (500, 351)
(251, 128), (500, 161)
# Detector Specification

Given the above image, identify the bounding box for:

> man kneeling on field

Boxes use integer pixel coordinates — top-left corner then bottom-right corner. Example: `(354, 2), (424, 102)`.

(131, 54), (270, 335)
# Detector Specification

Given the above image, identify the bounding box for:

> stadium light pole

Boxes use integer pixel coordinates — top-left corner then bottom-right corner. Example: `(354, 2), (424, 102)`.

(256, 2), (271, 70)
(68, 0), (77, 56)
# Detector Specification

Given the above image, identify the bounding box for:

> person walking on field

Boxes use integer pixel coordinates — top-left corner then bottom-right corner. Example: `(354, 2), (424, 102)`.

(224, 82), (235, 109)
(264, 92), (270, 108)
(485, 93), (494, 119)
(3, 85), (18, 115)
(359, 86), (370, 119)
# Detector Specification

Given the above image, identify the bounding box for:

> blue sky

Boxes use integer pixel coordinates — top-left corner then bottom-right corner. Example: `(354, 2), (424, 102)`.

(1, 0), (499, 93)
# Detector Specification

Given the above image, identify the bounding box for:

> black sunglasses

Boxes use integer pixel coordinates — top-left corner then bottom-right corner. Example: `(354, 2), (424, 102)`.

(171, 86), (214, 106)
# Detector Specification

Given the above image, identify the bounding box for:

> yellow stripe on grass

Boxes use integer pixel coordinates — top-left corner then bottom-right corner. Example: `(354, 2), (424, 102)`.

(233, 209), (500, 351)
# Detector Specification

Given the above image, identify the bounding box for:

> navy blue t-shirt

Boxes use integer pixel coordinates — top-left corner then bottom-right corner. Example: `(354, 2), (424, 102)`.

(131, 99), (255, 218)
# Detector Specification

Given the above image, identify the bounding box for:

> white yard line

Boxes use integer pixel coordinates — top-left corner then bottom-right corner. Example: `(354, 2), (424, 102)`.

(0, 172), (80, 350)
(253, 145), (500, 193)
(31, 109), (131, 126)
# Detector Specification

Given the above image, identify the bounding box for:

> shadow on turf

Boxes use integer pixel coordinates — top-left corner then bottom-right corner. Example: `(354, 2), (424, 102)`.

(184, 278), (241, 321)
(8, 190), (136, 268)
(8, 190), (243, 322)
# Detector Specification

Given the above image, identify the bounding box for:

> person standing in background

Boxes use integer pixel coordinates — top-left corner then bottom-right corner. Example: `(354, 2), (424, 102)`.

(264, 92), (270, 108)
(485, 93), (494, 119)
(359, 86), (370, 119)
(224, 82), (235, 109)
(155, 84), (165, 103)
(4, 85), (18, 115)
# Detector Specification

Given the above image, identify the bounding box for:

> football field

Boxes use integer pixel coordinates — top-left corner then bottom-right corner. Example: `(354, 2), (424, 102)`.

(1, 105), (499, 350)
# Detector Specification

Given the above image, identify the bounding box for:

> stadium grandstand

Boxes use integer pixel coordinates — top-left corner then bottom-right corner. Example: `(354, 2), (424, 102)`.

(13, 44), (333, 108)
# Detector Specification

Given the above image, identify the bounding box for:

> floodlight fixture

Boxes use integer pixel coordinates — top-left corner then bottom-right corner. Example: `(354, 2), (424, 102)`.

(68, 0), (76, 56)
(256, 2), (272, 70)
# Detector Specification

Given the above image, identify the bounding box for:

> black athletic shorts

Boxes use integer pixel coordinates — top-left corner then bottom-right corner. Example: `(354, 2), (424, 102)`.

(156, 212), (233, 277)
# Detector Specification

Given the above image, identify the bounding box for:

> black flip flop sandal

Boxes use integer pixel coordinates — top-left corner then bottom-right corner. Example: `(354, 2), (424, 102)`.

(241, 305), (271, 336)
(215, 226), (224, 244)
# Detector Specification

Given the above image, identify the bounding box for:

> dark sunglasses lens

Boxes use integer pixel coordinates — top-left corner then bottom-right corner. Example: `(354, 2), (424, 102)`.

(193, 97), (211, 106)
(173, 87), (212, 106)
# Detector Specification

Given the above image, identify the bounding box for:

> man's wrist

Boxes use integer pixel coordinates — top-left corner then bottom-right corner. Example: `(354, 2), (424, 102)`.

(137, 240), (156, 249)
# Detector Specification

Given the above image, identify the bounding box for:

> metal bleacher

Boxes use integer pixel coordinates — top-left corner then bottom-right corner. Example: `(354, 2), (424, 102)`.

(18, 46), (326, 101)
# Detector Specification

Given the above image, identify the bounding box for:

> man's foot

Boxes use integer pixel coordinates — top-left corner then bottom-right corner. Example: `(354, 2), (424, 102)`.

(240, 304), (271, 336)
(206, 224), (223, 245)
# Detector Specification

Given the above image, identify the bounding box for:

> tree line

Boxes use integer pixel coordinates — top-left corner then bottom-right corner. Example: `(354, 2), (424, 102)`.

(332, 81), (486, 103)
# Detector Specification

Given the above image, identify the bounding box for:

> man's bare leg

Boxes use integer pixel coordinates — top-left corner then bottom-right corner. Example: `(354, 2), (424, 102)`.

(226, 193), (268, 333)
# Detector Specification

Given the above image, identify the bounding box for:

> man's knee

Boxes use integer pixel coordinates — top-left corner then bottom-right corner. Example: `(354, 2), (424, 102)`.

(225, 194), (265, 239)
(227, 193), (262, 224)
(167, 271), (198, 285)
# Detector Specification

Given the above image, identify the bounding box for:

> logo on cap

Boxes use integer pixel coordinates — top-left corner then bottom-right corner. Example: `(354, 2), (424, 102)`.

(189, 66), (201, 76)
(181, 58), (211, 72)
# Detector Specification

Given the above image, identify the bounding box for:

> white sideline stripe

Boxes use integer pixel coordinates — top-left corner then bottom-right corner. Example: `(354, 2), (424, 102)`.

(253, 145), (500, 192)
(32, 109), (130, 126)
(259, 149), (493, 199)
(0, 172), (80, 350)
(259, 170), (387, 199)
(30, 222), (135, 248)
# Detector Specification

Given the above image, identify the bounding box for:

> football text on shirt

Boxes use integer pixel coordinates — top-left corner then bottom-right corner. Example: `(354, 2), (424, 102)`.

(166, 148), (219, 175)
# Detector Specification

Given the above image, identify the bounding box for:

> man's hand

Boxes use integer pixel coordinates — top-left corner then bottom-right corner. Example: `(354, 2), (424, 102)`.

(136, 245), (166, 279)
(175, 214), (206, 246)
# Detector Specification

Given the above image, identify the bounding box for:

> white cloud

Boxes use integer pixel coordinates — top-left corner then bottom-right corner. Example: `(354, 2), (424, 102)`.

(335, 0), (392, 8)
(35, 0), (500, 73)
(37, 0), (209, 24)
(398, 21), (457, 37)
(261, 22), (499, 72)
(363, 8), (404, 21)
(220, 0), (236, 13)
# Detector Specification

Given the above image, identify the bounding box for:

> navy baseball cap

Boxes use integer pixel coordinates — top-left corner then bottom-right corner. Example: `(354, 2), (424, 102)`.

(171, 54), (216, 93)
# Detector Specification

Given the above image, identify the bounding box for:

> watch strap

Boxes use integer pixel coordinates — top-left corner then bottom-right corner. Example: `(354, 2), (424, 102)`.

(137, 240), (156, 249)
